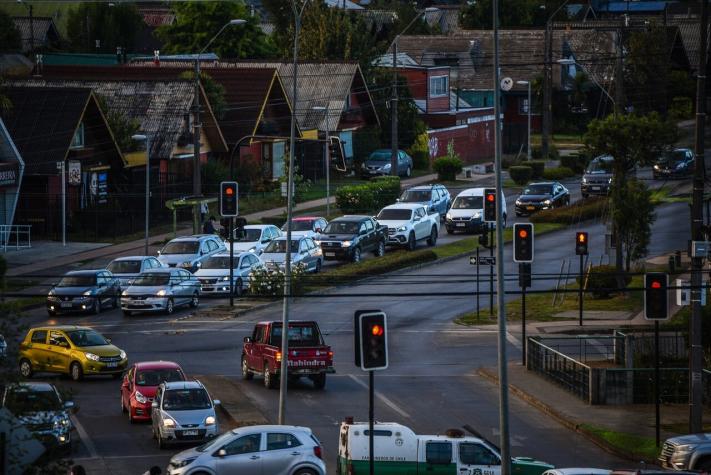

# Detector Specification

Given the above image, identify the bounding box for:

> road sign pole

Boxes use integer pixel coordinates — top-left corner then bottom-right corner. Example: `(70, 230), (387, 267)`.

(476, 247), (480, 323)
(229, 216), (234, 307)
(369, 370), (374, 475)
(579, 253), (584, 326)
(489, 224), (494, 317)
(655, 319), (660, 447)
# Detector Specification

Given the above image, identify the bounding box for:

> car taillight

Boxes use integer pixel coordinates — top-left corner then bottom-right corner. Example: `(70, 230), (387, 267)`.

(276, 351), (282, 362)
(328, 351), (333, 358)
(313, 445), (322, 459)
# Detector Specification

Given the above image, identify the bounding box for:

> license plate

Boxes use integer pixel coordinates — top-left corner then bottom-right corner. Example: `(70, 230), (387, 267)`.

(105, 362), (117, 368)
(527, 206), (535, 211)
(182, 430), (198, 436)
(325, 252), (335, 257)
(60, 302), (72, 308)
(456, 223), (466, 227)
(131, 300), (143, 305)
(369, 170), (377, 174)
(591, 186), (600, 191)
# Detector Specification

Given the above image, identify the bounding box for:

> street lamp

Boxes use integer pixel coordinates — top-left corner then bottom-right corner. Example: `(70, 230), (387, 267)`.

(556, 58), (616, 112)
(312, 105), (331, 218)
(191, 19), (246, 233)
(132, 134), (150, 256)
(516, 80), (532, 161)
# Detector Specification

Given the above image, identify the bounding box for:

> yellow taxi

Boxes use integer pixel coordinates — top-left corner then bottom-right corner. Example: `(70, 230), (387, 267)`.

(19, 326), (128, 381)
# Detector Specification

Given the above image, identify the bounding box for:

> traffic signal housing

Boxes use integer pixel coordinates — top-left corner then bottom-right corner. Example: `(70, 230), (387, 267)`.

(328, 136), (347, 171)
(220, 181), (238, 217)
(575, 231), (589, 256)
(355, 311), (388, 371)
(483, 188), (496, 223)
(644, 272), (669, 320)
(513, 223), (534, 263)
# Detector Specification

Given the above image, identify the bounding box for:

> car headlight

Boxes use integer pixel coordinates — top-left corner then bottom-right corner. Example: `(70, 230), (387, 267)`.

(515, 200), (522, 206)
(121, 290), (128, 296)
(85, 352), (100, 361)
(172, 457), (197, 468)
(397, 226), (407, 232)
(163, 418), (176, 428)
(249, 247), (257, 252)
(675, 444), (696, 453)
(313, 240), (321, 246)
(472, 212), (481, 220)
(221, 276), (230, 281)
(134, 390), (148, 404)
(156, 289), (167, 297)
(204, 415), (216, 425)
(83, 290), (93, 296)
(608, 178), (612, 184)
(342, 241), (352, 247)
(654, 164), (660, 170)
(48, 289), (55, 296)
(181, 261), (192, 268)
(445, 212), (452, 220)
(53, 416), (70, 429)
(581, 177), (587, 184)
(119, 350), (126, 360)
(382, 164), (391, 170)
(543, 199), (551, 206)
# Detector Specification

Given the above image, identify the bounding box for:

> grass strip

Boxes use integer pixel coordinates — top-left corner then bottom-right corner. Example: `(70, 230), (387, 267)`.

(579, 424), (659, 461)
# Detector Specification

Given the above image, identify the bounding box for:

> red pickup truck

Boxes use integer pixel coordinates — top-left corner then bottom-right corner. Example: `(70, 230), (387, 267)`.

(241, 321), (334, 390)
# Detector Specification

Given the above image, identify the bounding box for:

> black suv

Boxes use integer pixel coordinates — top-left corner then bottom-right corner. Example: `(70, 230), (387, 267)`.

(314, 216), (388, 263)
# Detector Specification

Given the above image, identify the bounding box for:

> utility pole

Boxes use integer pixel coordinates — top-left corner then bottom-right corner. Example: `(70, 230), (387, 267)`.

(192, 57), (202, 234)
(542, 21), (552, 159)
(614, 17), (626, 114)
(391, 41), (399, 176)
(689, 0), (707, 435)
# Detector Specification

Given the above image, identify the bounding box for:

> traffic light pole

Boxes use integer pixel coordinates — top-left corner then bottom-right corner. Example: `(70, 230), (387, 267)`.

(521, 283), (526, 365)
(229, 216), (234, 307)
(489, 224), (494, 317)
(369, 370), (375, 475)
(579, 253), (584, 326)
(655, 319), (660, 447)
(476, 247), (480, 323)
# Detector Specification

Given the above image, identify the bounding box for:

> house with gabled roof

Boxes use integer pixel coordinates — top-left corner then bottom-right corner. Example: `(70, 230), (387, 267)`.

(12, 16), (61, 53)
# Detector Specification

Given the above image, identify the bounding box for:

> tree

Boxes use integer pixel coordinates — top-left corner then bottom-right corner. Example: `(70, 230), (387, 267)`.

(66, 3), (143, 53)
(625, 25), (671, 114)
(0, 10), (21, 52)
(96, 97), (141, 154)
(614, 179), (656, 271)
(156, 1), (277, 59)
(179, 71), (227, 120)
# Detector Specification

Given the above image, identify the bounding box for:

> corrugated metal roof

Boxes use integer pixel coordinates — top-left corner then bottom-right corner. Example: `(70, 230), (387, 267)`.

(12, 17), (60, 53)
(668, 17), (711, 71)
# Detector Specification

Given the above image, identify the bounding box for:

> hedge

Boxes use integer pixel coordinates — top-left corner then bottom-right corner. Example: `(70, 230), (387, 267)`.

(530, 197), (608, 225)
(576, 265), (632, 297)
(316, 248), (438, 283)
(560, 153), (589, 174)
(509, 166), (533, 185)
(542, 166), (575, 180)
(335, 176), (401, 214)
(433, 156), (463, 181)
(528, 160), (546, 179)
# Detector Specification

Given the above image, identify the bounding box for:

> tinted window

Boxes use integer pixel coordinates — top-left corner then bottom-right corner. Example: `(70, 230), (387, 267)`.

(207, 240), (219, 252)
(522, 185), (553, 195)
(269, 324), (322, 347)
(135, 369), (185, 387)
(267, 433), (302, 451)
(460, 443), (499, 465)
(377, 209), (412, 221)
(586, 158), (612, 174)
(132, 273), (170, 286)
(451, 196), (483, 210)
(426, 442), (452, 464)
(222, 434), (261, 455)
(368, 150), (391, 162)
(107, 261), (141, 274)
(253, 326), (264, 343)
(365, 219), (374, 231)
(324, 221), (359, 234)
(235, 229), (262, 242)
(265, 240), (300, 253)
(57, 275), (95, 287)
(161, 241), (199, 255)
(202, 256), (239, 269)
(162, 388), (211, 410)
(66, 329), (108, 347)
(30, 330), (47, 344)
(5, 388), (62, 414)
(299, 241), (309, 253)
(400, 190), (432, 203)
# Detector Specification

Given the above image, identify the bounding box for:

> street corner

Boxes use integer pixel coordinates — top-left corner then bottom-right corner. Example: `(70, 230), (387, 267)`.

(197, 375), (270, 430)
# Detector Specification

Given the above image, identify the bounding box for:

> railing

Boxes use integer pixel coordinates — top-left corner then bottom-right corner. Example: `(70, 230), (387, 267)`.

(0, 225), (31, 251)
(527, 337), (591, 401)
(536, 335), (622, 364)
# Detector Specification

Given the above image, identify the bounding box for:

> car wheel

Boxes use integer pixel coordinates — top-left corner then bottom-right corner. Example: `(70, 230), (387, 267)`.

(234, 279), (243, 297)
(503, 214), (507, 228)
(92, 298), (101, 315)
(189, 293), (199, 308)
(405, 166), (412, 177)
(122, 310), (132, 317)
(165, 298), (174, 315)
(446, 228), (454, 235)
(264, 365), (276, 389)
(315, 260), (322, 274)
(407, 232), (416, 251)
(374, 240), (385, 257)
(70, 362), (83, 381)
(312, 373), (326, 390)
(19, 359), (33, 378)
(127, 402), (134, 423)
(241, 357), (253, 380)
(696, 458), (711, 472)
(427, 227), (437, 246)
(294, 469), (318, 475)
(351, 247), (362, 263)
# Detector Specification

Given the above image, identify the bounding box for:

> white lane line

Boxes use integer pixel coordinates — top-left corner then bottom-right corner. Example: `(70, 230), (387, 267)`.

(347, 374), (412, 420)
(506, 333), (522, 350)
(71, 414), (99, 459)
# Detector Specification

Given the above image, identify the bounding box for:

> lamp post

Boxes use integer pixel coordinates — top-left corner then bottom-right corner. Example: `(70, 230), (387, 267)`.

(312, 105), (330, 218)
(132, 134), (150, 256)
(556, 58), (616, 113)
(516, 80), (532, 161)
(192, 19), (246, 233)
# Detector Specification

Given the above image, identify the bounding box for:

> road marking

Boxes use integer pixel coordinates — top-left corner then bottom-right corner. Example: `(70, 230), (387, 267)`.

(347, 374), (412, 420)
(506, 333), (522, 350)
(71, 414), (99, 459)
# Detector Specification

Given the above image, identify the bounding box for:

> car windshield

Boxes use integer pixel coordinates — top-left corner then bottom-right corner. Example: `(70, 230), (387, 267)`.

(66, 329), (108, 347)
(264, 240), (300, 253)
(57, 275), (95, 287)
(234, 229), (262, 242)
(162, 388), (211, 411)
(269, 324), (323, 347)
(586, 159), (612, 174)
(400, 190), (431, 202)
(523, 185), (553, 196)
(107, 261), (141, 274)
(136, 369), (184, 387)
(660, 151), (688, 164)
(161, 241), (199, 255)
(377, 209), (412, 221)
(5, 388), (62, 414)
(282, 220), (314, 232)
(369, 150), (391, 162)
(323, 221), (360, 234)
(132, 273), (170, 286)
(201, 256), (238, 269)
(451, 196), (483, 210)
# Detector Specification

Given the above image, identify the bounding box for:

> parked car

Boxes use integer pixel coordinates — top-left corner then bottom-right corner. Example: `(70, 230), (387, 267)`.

(167, 424), (326, 475)
(151, 380), (220, 449)
(444, 187), (507, 234)
(242, 320), (334, 390)
(581, 155), (613, 198)
(46, 269), (121, 317)
(398, 184), (451, 217)
(314, 216), (387, 262)
(120, 268), (200, 316)
(2, 382), (74, 451)
(157, 235), (226, 272)
(659, 432), (711, 471)
(281, 216), (328, 238)
(194, 252), (263, 297)
(377, 203), (440, 250)
(261, 236), (323, 273)
(121, 361), (186, 423)
(106, 256), (164, 287)
(653, 148), (695, 179)
(515, 181), (570, 216)
(19, 325), (128, 381)
(362, 149), (413, 178)
(228, 224), (282, 254)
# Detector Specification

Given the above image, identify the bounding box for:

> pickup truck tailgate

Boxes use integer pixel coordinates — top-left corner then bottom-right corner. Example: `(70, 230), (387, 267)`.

(286, 346), (334, 373)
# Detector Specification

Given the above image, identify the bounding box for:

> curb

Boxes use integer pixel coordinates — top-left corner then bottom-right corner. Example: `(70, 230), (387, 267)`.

(476, 368), (658, 465)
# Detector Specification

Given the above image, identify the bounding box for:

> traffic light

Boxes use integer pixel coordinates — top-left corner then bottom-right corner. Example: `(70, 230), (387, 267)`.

(220, 181), (238, 217)
(518, 263), (532, 288)
(355, 311), (388, 371)
(644, 273), (669, 320)
(483, 188), (496, 223)
(513, 223), (534, 263)
(328, 136), (347, 171)
(575, 231), (589, 256)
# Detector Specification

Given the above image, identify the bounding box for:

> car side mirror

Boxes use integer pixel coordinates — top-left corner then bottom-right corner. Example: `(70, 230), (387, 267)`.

(243, 336), (252, 343)
(64, 401), (75, 410)
(157, 250), (161, 256)
(262, 239), (270, 244)
(151, 401), (158, 409)
(216, 449), (227, 458)
(59, 341), (70, 348)
(213, 399), (221, 406)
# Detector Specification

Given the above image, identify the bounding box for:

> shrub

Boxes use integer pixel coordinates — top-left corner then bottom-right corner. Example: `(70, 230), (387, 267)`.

(249, 263), (308, 298)
(576, 265), (632, 298)
(370, 176), (401, 209)
(434, 156), (463, 181)
(408, 133), (430, 170)
(560, 153), (588, 174)
(542, 166), (575, 180)
(508, 166), (533, 185)
(531, 144), (560, 161)
(324, 249), (438, 282)
(528, 160), (546, 179)
(531, 197), (608, 225)
(502, 156), (521, 170)
(335, 185), (376, 214)
(669, 96), (693, 121)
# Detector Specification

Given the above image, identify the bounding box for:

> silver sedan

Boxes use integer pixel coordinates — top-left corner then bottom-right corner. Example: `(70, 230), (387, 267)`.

(120, 268), (200, 316)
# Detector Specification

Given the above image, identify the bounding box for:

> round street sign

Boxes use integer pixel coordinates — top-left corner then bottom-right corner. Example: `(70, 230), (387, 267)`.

(500, 77), (514, 91)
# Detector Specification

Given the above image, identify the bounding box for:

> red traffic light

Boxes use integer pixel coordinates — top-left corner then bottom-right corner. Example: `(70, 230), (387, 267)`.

(486, 194), (495, 202)
(518, 229), (528, 239)
(225, 187), (234, 196)
(371, 324), (384, 337)
(651, 281), (662, 289)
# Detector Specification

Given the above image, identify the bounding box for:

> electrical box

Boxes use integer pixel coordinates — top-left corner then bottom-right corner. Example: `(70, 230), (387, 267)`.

(676, 279), (707, 306)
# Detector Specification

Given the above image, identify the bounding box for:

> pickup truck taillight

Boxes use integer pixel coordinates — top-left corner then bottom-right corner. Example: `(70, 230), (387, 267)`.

(313, 445), (322, 459)
(275, 351), (282, 362)
(328, 351), (334, 358)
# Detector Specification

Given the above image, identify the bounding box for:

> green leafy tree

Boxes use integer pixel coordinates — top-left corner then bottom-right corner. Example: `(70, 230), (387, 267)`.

(156, 1), (277, 59)
(179, 71), (227, 120)
(615, 179), (656, 271)
(0, 10), (21, 52)
(66, 3), (143, 53)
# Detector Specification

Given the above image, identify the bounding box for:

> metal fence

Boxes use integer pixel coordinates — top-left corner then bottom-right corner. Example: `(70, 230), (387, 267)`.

(527, 337), (591, 401)
(0, 225), (31, 251)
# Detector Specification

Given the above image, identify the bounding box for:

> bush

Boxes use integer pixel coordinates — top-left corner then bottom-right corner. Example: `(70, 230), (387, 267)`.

(531, 144), (560, 161)
(502, 156), (521, 170)
(508, 166), (533, 185)
(370, 176), (401, 209)
(249, 263), (308, 298)
(669, 96), (693, 121)
(325, 249), (438, 282)
(528, 160), (546, 179)
(408, 133), (430, 170)
(531, 197), (608, 225)
(335, 176), (400, 214)
(560, 152), (589, 174)
(576, 265), (632, 298)
(542, 166), (575, 180)
(433, 156), (463, 181)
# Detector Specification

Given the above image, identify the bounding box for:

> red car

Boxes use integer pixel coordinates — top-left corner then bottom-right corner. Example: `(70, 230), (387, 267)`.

(120, 361), (186, 422)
